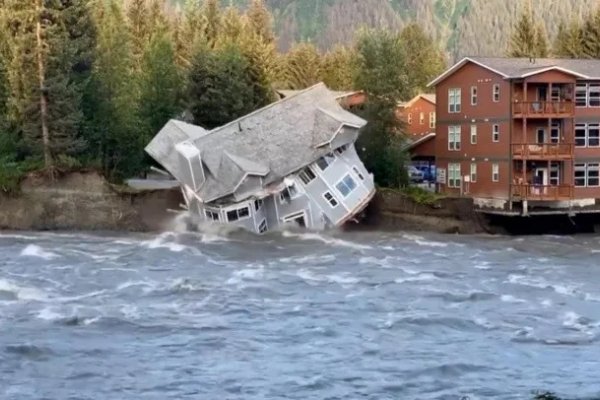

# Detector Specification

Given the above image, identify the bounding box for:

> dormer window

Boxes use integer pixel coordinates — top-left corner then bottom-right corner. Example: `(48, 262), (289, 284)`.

(316, 153), (335, 171)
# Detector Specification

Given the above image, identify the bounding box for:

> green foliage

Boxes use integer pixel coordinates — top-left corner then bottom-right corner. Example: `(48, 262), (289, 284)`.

(508, 3), (548, 58)
(399, 186), (444, 206)
(581, 8), (600, 58)
(319, 46), (355, 91)
(186, 44), (271, 129)
(553, 19), (584, 58)
(279, 42), (321, 90)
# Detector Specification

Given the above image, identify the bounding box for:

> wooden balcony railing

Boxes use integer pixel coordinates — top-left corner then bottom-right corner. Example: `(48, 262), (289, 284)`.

(513, 101), (574, 117)
(511, 184), (574, 201)
(511, 143), (573, 159)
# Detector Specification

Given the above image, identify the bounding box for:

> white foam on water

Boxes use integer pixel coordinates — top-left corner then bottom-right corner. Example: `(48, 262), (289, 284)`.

(0, 279), (47, 301)
(20, 244), (59, 260)
(507, 274), (579, 296)
(279, 254), (336, 265)
(117, 280), (156, 291)
(141, 233), (187, 253)
(296, 268), (326, 284)
(541, 298), (553, 307)
(37, 307), (66, 321)
(227, 267), (265, 285)
(55, 290), (107, 303)
(326, 273), (360, 286)
(562, 311), (596, 335)
(395, 273), (438, 284)
(0, 233), (39, 241)
(282, 231), (372, 250)
(500, 294), (527, 303)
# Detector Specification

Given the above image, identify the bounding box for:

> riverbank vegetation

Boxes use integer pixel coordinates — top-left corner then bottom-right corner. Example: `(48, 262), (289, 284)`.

(0, 0), (444, 193)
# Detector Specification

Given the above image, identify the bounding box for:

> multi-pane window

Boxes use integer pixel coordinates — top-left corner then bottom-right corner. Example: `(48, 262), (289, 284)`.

(334, 145), (347, 155)
(419, 112), (425, 125)
(471, 86), (477, 105)
(323, 192), (338, 207)
(316, 153), (335, 170)
(448, 88), (461, 113)
(493, 84), (500, 102)
(550, 162), (560, 186)
(575, 163), (600, 187)
(492, 163), (500, 182)
(551, 122), (560, 144)
(575, 123), (600, 147)
(226, 206), (250, 222)
(551, 87), (561, 102)
(352, 166), (364, 181)
(336, 174), (357, 197)
(408, 113), (412, 125)
(429, 112), (436, 128)
(470, 163), (477, 183)
(575, 83), (600, 107)
(205, 209), (220, 221)
(448, 163), (461, 188)
(258, 219), (268, 233)
(254, 199), (263, 211)
(298, 167), (316, 185)
(448, 125), (461, 151)
(492, 124), (500, 142)
(470, 124), (477, 144)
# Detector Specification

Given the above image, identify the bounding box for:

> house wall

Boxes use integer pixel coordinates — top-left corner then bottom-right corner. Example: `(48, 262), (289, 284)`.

(411, 138), (436, 159)
(435, 61), (511, 199)
(397, 97), (436, 138)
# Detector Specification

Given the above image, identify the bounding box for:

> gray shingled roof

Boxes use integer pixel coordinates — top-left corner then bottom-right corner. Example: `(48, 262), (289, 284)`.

(147, 83), (367, 204)
(429, 57), (600, 86)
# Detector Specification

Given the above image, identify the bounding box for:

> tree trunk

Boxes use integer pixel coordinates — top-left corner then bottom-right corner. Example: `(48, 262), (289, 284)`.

(36, 0), (52, 172)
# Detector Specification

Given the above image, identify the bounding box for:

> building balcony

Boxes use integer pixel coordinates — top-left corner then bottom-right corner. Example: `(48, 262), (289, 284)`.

(512, 101), (574, 118)
(511, 143), (573, 160)
(511, 184), (574, 201)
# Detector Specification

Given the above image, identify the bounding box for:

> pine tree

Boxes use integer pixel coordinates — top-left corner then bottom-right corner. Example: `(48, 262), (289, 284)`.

(139, 30), (183, 141)
(581, 7), (600, 58)
(319, 46), (355, 91)
(1, 0), (85, 171)
(219, 5), (244, 45)
(201, 0), (221, 48)
(507, 2), (538, 58)
(176, 0), (206, 67)
(88, 0), (141, 180)
(126, 0), (150, 69)
(554, 19), (584, 58)
(280, 42), (321, 90)
(534, 22), (549, 58)
(187, 44), (272, 129)
(246, 0), (274, 44)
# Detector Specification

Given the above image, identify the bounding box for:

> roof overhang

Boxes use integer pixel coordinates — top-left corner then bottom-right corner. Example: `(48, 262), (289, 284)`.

(427, 57), (509, 87)
(515, 66), (589, 79)
(402, 133), (436, 152)
(398, 94), (436, 108)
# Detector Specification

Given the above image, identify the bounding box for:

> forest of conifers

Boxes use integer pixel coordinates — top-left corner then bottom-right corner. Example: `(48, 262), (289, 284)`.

(0, 0), (599, 192)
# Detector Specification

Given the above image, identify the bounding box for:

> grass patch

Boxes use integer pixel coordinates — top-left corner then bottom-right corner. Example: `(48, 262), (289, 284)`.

(0, 158), (43, 195)
(381, 185), (445, 206)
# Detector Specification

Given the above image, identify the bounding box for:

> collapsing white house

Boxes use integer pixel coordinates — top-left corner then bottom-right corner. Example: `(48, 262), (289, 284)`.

(145, 83), (376, 234)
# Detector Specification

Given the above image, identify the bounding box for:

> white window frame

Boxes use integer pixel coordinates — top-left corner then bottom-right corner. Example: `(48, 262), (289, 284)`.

(492, 163), (499, 182)
(470, 124), (477, 144)
(407, 113), (412, 125)
(205, 209), (220, 222)
(589, 84), (600, 107)
(298, 167), (316, 185)
(335, 174), (357, 198)
(550, 122), (560, 144)
(226, 205), (251, 222)
(470, 86), (477, 105)
(258, 219), (268, 233)
(550, 162), (560, 186)
(429, 112), (436, 129)
(419, 112), (425, 125)
(575, 163), (586, 187)
(448, 88), (461, 113)
(323, 191), (338, 208)
(492, 124), (500, 142)
(470, 163), (477, 183)
(352, 166), (364, 181)
(448, 125), (461, 151)
(493, 84), (500, 102)
(448, 163), (461, 188)
(576, 84), (588, 108)
(574, 123), (600, 148)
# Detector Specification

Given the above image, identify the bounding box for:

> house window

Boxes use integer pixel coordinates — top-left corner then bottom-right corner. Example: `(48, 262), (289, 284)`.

(279, 187), (296, 204)
(298, 167), (316, 185)
(470, 124), (477, 144)
(574, 163), (600, 187)
(429, 112), (436, 129)
(334, 145), (348, 155)
(336, 174), (357, 197)
(254, 198), (263, 211)
(448, 163), (461, 188)
(323, 191), (338, 207)
(575, 123), (600, 147)
(470, 163), (477, 183)
(448, 125), (461, 151)
(551, 122), (560, 144)
(550, 162), (560, 186)
(258, 219), (268, 233)
(316, 153), (335, 171)
(551, 87), (561, 102)
(352, 166), (364, 181)
(419, 112), (425, 125)
(471, 86), (477, 105)
(226, 206), (250, 222)
(590, 84), (600, 107)
(407, 113), (412, 125)
(493, 84), (500, 102)
(576, 84), (588, 107)
(492, 163), (499, 182)
(205, 209), (220, 221)
(448, 88), (461, 113)
(492, 124), (500, 142)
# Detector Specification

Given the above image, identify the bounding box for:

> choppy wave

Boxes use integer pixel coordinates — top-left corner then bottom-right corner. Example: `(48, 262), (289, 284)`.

(20, 244), (59, 260)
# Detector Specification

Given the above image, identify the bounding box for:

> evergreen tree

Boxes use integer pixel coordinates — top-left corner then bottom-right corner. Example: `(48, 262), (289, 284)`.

(177, 0), (206, 67)
(353, 29), (410, 188)
(88, 0), (141, 180)
(554, 19), (584, 58)
(507, 2), (538, 58)
(201, 0), (221, 48)
(280, 42), (321, 90)
(581, 8), (600, 58)
(187, 44), (271, 129)
(319, 46), (355, 91)
(534, 22), (549, 58)
(399, 23), (446, 98)
(126, 0), (150, 69)
(219, 5), (244, 45)
(246, 0), (274, 44)
(139, 30), (183, 141)
(1, 0), (85, 171)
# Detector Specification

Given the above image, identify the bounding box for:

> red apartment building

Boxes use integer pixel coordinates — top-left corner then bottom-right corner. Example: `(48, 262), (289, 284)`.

(396, 94), (436, 168)
(430, 57), (600, 214)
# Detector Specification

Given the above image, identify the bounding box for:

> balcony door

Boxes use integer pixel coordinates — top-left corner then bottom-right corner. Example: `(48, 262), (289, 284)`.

(534, 167), (549, 195)
(538, 86), (547, 101)
(536, 128), (546, 144)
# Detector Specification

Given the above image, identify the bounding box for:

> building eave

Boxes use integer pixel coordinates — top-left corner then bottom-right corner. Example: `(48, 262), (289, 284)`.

(427, 57), (509, 87)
